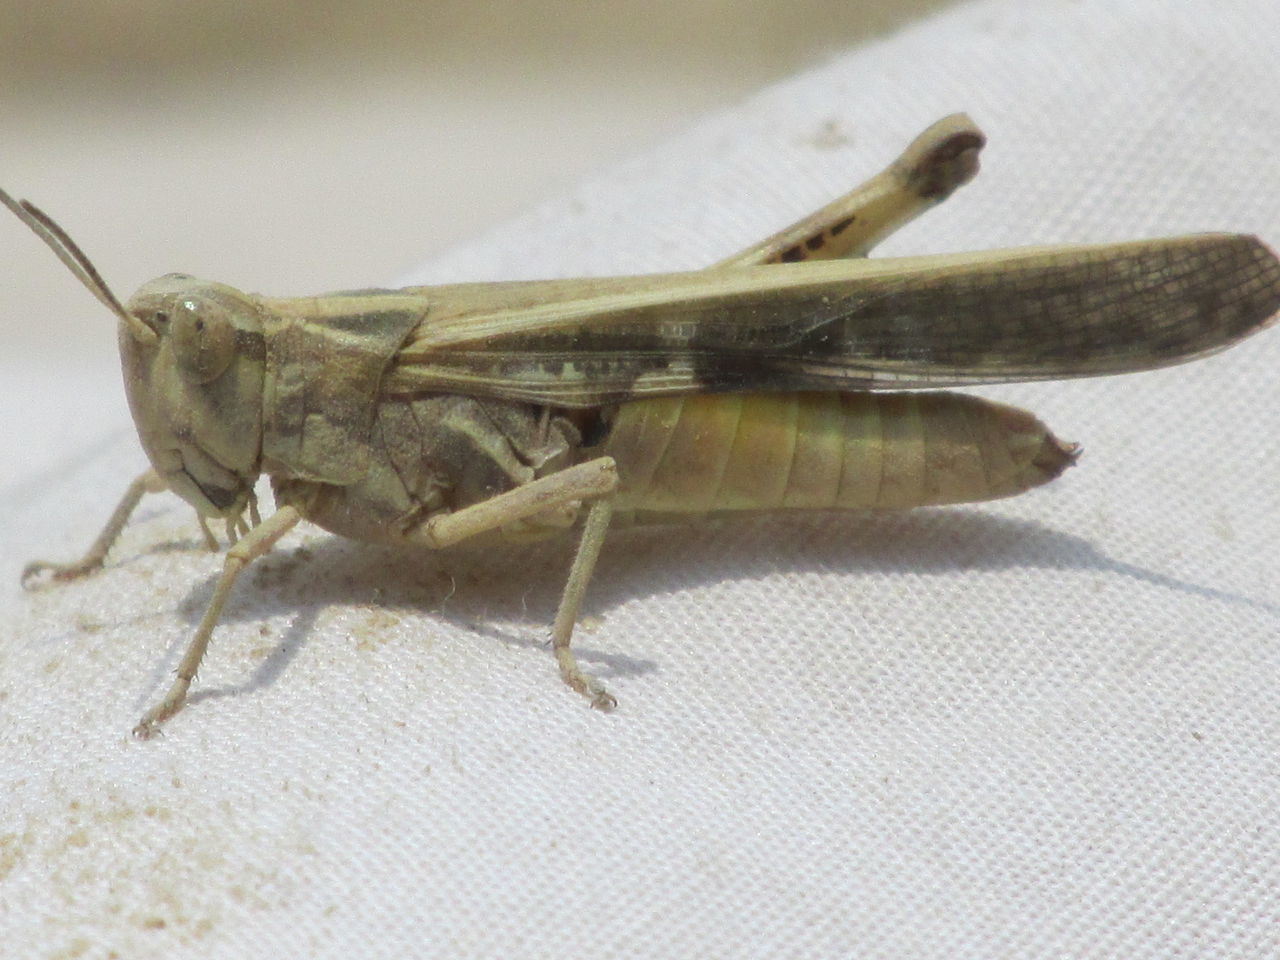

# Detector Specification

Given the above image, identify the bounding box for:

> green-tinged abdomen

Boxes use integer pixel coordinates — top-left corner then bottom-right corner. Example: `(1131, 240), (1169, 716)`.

(593, 391), (1077, 524)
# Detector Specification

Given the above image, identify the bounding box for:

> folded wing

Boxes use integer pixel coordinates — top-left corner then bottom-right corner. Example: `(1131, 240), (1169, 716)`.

(385, 234), (1280, 408)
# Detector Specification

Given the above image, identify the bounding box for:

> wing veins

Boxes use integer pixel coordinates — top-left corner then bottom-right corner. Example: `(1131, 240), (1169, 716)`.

(385, 235), (1280, 407)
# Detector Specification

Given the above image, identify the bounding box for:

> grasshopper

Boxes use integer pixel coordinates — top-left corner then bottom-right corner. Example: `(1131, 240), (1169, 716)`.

(8, 114), (1279, 737)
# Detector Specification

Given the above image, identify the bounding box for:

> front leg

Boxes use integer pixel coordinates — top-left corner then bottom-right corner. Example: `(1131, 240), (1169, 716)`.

(410, 456), (620, 710)
(22, 469), (168, 587)
(133, 505), (303, 738)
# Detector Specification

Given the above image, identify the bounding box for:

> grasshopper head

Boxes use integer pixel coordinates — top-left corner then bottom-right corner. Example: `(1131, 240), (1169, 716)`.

(119, 274), (266, 518)
(1, 189), (268, 519)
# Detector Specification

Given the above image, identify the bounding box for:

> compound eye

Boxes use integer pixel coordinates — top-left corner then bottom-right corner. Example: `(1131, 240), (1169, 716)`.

(173, 297), (236, 382)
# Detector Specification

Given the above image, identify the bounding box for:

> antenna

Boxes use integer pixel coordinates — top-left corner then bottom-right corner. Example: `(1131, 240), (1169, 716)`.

(0, 187), (155, 342)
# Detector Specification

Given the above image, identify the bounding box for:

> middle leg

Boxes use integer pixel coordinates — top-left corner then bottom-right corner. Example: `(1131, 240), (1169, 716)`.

(409, 456), (621, 708)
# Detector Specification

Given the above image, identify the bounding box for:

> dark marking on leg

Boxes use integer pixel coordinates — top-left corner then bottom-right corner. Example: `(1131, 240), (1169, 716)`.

(909, 129), (986, 199)
(805, 235), (825, 251)
(780, 245), (804, 262)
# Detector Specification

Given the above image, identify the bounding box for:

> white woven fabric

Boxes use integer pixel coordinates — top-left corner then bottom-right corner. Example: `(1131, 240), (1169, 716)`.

(4, 0), (1279, 956)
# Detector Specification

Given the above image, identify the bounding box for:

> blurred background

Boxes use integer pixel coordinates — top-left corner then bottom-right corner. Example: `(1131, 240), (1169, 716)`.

(3, 0), (957, 365)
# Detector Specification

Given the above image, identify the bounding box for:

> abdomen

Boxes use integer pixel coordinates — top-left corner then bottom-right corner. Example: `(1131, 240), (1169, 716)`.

(591, 391), (1077, 524)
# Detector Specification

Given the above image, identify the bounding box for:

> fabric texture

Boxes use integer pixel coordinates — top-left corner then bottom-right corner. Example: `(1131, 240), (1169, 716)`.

(3, 0), (1279, 956)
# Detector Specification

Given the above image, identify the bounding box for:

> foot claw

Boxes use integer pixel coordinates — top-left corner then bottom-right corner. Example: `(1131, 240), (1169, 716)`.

(131, 719), (163, 740)
(581, 674), (617, 711)
(589, 688), (618, 712)
(559, 660), (617, 712)
(132, 694), (185, 739)
(21, 560), (99, 590)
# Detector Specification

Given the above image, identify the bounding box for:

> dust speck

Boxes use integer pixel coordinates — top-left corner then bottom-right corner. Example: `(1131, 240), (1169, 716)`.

(801, 117), (853, 150)
(50, 938), (91, 959)
(0, 830), (33, 881)
(1211, 509), (1235, 541)
(355, 609), (402, 650)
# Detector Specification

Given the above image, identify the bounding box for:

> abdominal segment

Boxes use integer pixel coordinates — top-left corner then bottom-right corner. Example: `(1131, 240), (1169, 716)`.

(594, 391), (1077, 524)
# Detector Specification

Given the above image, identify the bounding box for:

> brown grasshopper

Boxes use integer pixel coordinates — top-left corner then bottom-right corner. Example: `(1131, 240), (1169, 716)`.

(7, 114), (1279, 737)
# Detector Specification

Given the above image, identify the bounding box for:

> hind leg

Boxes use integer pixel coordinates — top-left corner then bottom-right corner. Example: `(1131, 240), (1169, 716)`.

(717, 113), (985, 268)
